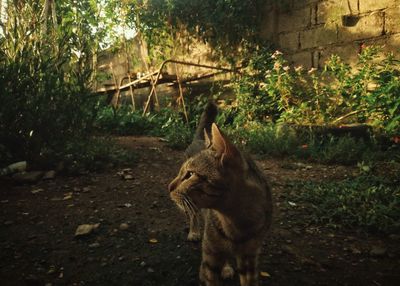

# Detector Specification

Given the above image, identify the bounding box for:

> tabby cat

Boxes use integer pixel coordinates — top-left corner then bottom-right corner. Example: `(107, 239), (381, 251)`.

(182, 101), (218, 242)
(168, 102), (273, 286)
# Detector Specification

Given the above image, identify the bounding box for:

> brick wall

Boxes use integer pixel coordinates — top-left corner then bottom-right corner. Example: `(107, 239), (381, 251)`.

(260, 0), (400, 68)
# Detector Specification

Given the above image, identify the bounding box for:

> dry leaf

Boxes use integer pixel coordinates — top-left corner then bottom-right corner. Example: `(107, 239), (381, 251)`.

(149, 238), (158, 243)
(260, 271), (271, 278)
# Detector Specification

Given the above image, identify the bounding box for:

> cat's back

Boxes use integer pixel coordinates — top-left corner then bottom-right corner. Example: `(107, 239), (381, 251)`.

(244, 153), (273, 228)
(184, 101), (218, 158)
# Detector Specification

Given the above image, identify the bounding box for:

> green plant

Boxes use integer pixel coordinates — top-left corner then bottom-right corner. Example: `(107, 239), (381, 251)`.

(288, 176), (400, 233)
(95, 106), (153, 135)
(0, 1), (109, 167)
(59, 137), (137, 173)
(127, 0), (267, 63)
(94, 105), (194, 149)
(231, 46), (400, 137)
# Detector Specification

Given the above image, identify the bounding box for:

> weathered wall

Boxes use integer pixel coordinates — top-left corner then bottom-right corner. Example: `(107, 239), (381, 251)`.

(96, 37), (145, 87)
(96, 35), (219, 87)
(260, 0), (400, 68)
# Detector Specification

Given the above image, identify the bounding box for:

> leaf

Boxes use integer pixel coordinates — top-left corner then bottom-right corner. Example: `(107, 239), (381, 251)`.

(260, 271), (271, 278)
(149, 238), (158, 244)
(63, 192), (73, 200)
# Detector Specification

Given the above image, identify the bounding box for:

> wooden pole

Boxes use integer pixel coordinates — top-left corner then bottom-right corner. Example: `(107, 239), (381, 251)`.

(128, 74), (135, 111)
(174, 63), (188, 123)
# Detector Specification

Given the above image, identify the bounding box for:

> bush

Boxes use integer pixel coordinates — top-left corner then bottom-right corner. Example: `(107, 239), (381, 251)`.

(222, 121), (390, 164)
(95, 106), (153, 135)
(232, 47), (400, 136)
(60, 137), (137, 173)
(94, 106), (194, 149)
(288, 176), (400, 233)
(0, 2), (99, 167)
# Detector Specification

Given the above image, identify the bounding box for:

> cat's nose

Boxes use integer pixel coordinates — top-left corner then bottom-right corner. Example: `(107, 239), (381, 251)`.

(168, 180), (177, 193)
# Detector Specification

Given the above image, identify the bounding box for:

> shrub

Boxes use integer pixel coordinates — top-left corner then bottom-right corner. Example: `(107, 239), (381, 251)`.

(94, 106), (153, 135)
(288, 176), (400, 233)
(232, 47), (400, 136)
(94, 106), (194, 149)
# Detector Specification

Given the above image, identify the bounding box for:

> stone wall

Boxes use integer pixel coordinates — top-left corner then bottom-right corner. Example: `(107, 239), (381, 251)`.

(96, 35), (219, 88)
(260, 0), (400, 68)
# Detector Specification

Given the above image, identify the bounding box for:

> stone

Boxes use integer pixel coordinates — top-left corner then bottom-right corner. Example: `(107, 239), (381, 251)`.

(89, 242), (100, 248)
(279, 32), (300, 52)
(123, 174), (134, 180)
(300, 26), (338, 49)
(317, 0), (359, 25)
(43, 170), (56, 180)
(389, 234), (400, 241)
(75, 223), (100, 237)
(0, 161), (27, 176)
(278, 7), (311, 33)
(119, 223), (129, 231)
(358, 0), (398, 13)
(370, 245), (387, 257)
(31, 188), (44, 194)
(338, 12), (384, 42)
(289, 51), (312, 69)
(385, 6), (400, 34)
(12, 171), (44, 183)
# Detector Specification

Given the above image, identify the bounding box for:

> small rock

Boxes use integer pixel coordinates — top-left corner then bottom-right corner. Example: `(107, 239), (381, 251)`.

(370, 245), (387, 257)
(147, 267), (155, 273)
(47, 266), (56, 274)
(82, 187), (91, 193)
(140, 261), (146, 267)
(89, 242), (100, 249)
(123, 174), (134, 180)
(43, 170), (56, 180)
(351, 246), (362, 255)
(12, 171), (44, 183)
(75, 223), (100, 237)
(389, 234), (400, 241)
(31, 188), (44, 194)
(0, 161), (27, 176)
(119, 223), (129, 231)
(24, 275), (44, 286)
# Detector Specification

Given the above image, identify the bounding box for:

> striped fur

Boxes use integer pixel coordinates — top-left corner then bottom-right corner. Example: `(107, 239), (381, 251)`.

(169, 120), (273, 286)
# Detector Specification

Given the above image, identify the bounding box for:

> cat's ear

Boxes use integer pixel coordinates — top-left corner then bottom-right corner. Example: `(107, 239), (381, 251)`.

(211, 123), (240, 166)
(204, 128), (212, 148)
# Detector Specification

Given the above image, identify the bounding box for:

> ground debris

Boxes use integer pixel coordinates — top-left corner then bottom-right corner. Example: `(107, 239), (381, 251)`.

(75, 223), (100, 237)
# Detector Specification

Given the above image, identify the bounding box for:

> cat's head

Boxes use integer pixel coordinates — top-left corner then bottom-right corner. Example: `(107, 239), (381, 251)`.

(168, 123), (245, 213)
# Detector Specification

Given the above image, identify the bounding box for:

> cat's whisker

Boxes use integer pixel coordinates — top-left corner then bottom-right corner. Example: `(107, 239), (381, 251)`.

(182, 195), (198, 218)
(182, 199), (191, 216)
(185, 197), (199, 216)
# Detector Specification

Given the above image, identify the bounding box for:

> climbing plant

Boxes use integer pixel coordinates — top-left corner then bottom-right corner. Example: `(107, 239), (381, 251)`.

(124, 0), (268, 63)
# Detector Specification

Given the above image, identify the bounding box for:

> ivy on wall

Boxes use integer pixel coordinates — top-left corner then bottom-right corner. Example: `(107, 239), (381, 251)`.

(126, 0), (268, 63)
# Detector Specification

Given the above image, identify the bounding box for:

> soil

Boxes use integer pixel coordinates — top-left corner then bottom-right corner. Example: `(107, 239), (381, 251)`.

(1, 136), (399, 286)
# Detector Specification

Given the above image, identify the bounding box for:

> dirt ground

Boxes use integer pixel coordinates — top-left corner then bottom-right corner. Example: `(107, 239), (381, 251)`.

(0, 136), (399, 286)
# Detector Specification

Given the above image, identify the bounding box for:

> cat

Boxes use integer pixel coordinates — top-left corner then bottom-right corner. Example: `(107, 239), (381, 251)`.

(182, 101), (218, 242)
(168, 103), (273, 286)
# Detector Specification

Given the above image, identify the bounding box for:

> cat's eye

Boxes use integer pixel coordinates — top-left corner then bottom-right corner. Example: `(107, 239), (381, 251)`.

(183, 171), (195, 180)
